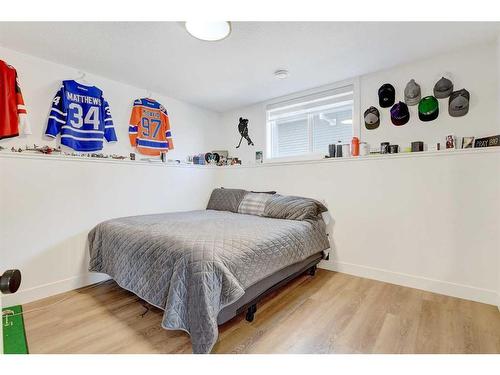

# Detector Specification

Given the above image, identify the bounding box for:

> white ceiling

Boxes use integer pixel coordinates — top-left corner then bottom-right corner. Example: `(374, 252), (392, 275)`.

(0, 22), (499, 113)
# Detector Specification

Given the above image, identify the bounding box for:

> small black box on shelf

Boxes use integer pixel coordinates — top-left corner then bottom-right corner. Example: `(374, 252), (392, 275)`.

(411, 141), (424, 152)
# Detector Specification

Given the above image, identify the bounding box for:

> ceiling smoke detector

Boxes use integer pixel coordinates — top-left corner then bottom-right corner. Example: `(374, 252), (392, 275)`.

(185, 22), (231, 41)
(274, 70), (289, 79)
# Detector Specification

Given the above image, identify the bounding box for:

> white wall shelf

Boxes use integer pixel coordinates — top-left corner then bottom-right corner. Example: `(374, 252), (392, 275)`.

(223, 147), (500, 169)
(0, 151), (218, 169)
(1, 147), (498, 169)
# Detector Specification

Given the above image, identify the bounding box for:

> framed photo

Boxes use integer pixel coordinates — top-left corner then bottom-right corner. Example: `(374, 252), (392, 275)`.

(462, 137), (474, 149)
(255, 151), (263, 163)
(445, 135), (455, 149)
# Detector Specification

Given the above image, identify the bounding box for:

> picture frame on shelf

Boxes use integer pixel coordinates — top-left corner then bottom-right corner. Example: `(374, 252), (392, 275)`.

(445, 135), (455, 149)
(462, 137), (475, 149)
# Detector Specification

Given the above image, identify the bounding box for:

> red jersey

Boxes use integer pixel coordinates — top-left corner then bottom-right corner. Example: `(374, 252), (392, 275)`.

(0, 60), (31, 139)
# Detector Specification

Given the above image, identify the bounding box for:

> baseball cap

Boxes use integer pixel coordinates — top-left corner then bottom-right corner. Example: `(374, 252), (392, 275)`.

(404, 79), (421, 106)
(378, 83), (395, 108)
(390, 101), (410, 126)
(448, 89), (470, 117)
(433, 77), (454, 99)
(418, 96), (439, 122)
(364, 106), (380, 130)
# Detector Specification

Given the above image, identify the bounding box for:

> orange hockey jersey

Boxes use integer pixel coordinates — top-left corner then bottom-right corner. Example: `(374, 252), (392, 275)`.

(129, 98), (173, 156)
(0, 60), (31, 139)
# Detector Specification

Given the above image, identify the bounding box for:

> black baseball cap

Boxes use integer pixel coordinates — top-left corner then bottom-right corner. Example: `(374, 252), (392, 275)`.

(378, 84), (395, 108)
(364, 106), (380, 130)
(390, 101), (410, 126)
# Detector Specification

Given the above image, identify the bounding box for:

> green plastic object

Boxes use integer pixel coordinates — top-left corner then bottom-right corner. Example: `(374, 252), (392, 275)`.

(2, 305), (29, 354)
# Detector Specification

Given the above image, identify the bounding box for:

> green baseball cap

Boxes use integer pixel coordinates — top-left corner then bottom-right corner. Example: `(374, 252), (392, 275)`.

(418, 96), (439, 122)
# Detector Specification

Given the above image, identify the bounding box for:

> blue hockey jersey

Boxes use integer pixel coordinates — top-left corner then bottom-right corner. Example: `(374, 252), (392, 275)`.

(45, 80), (117, 152)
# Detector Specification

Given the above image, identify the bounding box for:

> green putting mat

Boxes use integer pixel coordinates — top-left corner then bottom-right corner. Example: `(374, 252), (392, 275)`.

(2, 305), (29, 354)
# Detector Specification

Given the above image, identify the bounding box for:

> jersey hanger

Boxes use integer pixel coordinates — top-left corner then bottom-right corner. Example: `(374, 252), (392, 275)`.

(75, 71), (91, 86)
(145, 89), (154, 100)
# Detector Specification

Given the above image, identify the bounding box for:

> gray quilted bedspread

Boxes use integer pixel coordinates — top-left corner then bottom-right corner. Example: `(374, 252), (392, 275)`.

(88, 209), (329, 353)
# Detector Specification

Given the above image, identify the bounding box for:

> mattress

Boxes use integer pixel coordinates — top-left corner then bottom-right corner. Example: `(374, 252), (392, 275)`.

(88, 209), (330, 353)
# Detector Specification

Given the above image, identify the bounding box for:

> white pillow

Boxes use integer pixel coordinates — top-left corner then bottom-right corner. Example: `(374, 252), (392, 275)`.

(238, 193), (273, 216)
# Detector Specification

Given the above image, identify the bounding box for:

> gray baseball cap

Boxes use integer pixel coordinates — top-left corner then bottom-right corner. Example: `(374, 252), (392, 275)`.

(448, 89), (470, 117)
(364, 106), (380, 130)
(434, 77), (454, 98)
(404, 79), (421, 106)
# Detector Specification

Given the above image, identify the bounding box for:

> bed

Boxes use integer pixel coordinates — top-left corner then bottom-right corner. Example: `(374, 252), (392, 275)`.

(88, 189), (330, 353)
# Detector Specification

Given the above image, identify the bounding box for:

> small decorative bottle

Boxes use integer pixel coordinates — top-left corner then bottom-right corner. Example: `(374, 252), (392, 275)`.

(351, 137), (360, 157)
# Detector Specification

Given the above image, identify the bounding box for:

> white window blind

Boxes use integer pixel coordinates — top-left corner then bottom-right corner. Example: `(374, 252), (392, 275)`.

(267, 85), (354, 159)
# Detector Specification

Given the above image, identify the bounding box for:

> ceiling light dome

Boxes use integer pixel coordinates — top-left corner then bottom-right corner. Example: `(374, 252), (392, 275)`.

(185, 22), (231, 41)
(274, 69), (289, 79)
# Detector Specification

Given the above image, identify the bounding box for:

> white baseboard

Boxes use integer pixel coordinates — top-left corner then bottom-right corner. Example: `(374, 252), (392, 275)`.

(1, 273), (110, 307)
(319, 260), (499, 307)
(3, 265), (499, 310)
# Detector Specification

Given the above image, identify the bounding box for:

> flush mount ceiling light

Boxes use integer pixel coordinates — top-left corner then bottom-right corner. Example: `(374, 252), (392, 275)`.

(185, 22), (231, 41)
(274, 69), (289, 79)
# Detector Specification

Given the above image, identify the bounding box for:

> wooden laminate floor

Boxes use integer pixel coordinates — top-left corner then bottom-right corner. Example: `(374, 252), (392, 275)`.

(23, 270), (500, 354)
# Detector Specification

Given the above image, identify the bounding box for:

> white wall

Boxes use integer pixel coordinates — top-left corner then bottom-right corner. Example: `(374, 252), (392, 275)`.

(0, 45), (220, 160)
(216, 150), (500, 305)
(0, 46), (222, 306)
(359, 41), (498, 150)
(218, 41), (499, 164)
(0, 156), (218, 306)
(214, 41), (500, 307)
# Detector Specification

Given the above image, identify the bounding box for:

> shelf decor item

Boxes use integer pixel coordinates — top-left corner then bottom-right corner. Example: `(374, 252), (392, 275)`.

(446, 135), (455, 149)
(474, 135), (500, 148)
(255, 151), (263, 163)
(359, 142), (370, 156)
(388, 145), (399, 154)
(411, 141), (424, 152)
(380, 142), (389, 154)
(462, 137), (474, 149)
(351, 137), (359, 156)
(328, 144), (336, 157)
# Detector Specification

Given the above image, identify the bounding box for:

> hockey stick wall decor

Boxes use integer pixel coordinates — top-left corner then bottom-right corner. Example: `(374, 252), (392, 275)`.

(236, 117), (254, 148)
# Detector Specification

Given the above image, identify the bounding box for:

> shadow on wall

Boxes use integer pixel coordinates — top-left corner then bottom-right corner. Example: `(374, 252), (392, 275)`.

(321, 206), (337, 259)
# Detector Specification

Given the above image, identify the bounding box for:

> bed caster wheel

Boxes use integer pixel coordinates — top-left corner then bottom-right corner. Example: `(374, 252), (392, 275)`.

(308, 265), (317, 276)
(246, 304), (257, 322)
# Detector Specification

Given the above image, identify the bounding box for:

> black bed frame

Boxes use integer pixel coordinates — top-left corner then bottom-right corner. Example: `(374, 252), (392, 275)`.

(236, 253), (323, 322)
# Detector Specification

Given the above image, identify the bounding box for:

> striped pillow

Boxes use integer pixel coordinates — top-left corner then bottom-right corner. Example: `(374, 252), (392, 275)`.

(238, 193), (273, 216)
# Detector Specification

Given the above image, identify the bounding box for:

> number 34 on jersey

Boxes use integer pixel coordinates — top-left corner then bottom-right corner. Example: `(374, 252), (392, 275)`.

(45, 80), (117, 152)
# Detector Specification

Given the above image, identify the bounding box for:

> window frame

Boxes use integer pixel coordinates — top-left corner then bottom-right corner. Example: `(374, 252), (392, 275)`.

(265, 78), (360, 163)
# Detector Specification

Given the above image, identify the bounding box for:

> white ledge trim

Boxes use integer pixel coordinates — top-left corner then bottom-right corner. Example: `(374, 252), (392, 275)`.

(0, 151), (217, 169)
(227, 147), (500, 169)
(1, 147), (498, 169)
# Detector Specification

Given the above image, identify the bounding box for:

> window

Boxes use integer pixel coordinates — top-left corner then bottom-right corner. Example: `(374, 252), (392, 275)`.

(266, 84), (355, 160)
